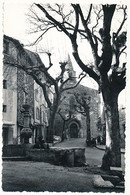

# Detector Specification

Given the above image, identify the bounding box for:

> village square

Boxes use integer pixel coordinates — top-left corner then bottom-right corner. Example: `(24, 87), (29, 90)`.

(1, 1), (128, 193)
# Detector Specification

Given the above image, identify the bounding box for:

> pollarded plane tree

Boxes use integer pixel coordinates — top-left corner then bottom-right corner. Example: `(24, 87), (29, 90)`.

(28, 3), (127, 170)
(57, 108), (75, 141)
(74, 93), (91, 144)
(4, 42), (86, 143)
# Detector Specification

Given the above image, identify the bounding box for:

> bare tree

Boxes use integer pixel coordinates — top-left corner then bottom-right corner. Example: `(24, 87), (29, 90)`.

(57, 108), (74, 141)
(74, 93), (91, 144)
(4, 40), (86, 143)
(28, 4), (127, 170)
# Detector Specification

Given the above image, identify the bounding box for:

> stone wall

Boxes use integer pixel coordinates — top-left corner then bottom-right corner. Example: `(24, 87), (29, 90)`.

(2, 144), (33, 157)
(26, 147), (86, 167)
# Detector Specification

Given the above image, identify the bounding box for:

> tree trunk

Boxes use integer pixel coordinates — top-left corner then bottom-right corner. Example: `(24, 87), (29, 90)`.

(102, 106), (106, 144)
(47, 110), (56, 143)
(47, 95), (60, 143)
(62, 120), (66, 141)
(86, 107), (91, 142)
(101, 92), (121, 170)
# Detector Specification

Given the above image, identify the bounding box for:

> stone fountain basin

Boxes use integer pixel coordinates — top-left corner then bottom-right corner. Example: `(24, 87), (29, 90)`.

(26, 147), (86, 167)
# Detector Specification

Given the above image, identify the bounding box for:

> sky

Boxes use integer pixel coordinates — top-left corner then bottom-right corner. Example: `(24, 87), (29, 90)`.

(2, 0), (127, 106)
(3, 1), (99, 87)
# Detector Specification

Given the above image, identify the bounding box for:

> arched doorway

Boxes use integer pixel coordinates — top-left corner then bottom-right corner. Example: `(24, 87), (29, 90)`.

(69, 123), (79, 138)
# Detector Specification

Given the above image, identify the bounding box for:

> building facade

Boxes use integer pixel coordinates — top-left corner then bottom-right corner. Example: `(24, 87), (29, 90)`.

(3, 35), (52, 145)
(3, 36), (18, 145)
(54, 56), (101, 140)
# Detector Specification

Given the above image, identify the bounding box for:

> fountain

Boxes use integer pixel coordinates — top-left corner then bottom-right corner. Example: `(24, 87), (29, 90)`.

(20, 103), (32, 144)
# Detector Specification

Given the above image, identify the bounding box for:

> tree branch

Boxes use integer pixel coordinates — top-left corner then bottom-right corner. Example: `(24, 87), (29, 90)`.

(35, 53), (59, 94)
(98, 5), (116, 73)
(85, 4), (92, 24)
(76, 4), (101, 67)
(72, 51), (100, 83)
(61, 73), (86, 92)
(114, 5), (127, 40)
(4, 59), (53, 108)
(56, 62), (67, 83)
(35, 4), (72, 38)
(45, 52), (53, 70)
(71, 4), (79, 38)
(26, 26), (55, 46)
(30, 74), (52, 108)
(74, 93), (90, 116)
(92, 7), (103, 34)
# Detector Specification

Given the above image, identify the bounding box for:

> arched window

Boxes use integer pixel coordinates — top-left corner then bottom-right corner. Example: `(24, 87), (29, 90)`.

(3, 80), (7, 89)
(69, 96), (76, 111)
(3, 105), (7, 112)
(36, 107), (40, 120)
(4, 40), (9, 54)
(35, 89), (38, 101)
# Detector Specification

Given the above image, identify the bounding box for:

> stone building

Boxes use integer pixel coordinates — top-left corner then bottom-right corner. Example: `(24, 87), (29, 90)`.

(3, 36), (18, 145)
(3, 35), (52, 145)
(54, 57), (126, 145)
(54, 56), (101, 141)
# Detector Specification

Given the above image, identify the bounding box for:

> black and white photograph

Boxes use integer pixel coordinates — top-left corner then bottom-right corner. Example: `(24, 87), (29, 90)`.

(1, 0), (129, 193)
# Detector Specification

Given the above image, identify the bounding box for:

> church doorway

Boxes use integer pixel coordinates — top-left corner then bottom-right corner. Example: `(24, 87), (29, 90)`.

(69, 123), (79, 138)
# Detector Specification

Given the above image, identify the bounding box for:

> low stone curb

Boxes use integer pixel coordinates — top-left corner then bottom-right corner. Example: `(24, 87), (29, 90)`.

(95, 145), (125, 154)
(93, 175), (114, 188)
(25, 147), (86, 167)
(2, 156), (29, 161)
(110, 166), (123, 172)
(93, 174), (125, 190)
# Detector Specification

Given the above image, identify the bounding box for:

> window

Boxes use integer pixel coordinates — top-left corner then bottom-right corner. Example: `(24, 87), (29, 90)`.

(3, 105), (7, 112)
(4, 40), (9, 54)
(35, 89), (38, 102)
(36, 107), (40, 120)
(42, 111), (46, 123)
(3, 80), (7, 89)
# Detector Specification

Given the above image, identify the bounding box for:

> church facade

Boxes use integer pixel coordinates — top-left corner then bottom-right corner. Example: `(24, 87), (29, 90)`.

(54, 56), (101, 141)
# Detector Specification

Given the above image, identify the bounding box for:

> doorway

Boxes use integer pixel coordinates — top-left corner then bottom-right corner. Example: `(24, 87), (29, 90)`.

(3, 127), (9, 145)
(69, 123), (79, 138)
